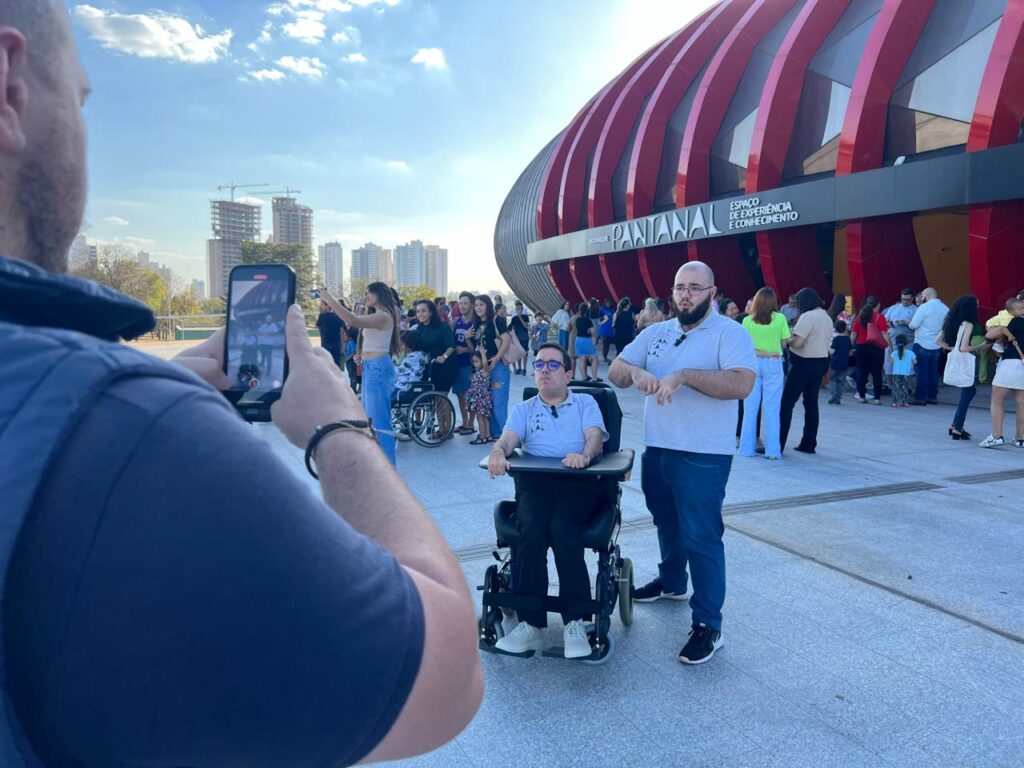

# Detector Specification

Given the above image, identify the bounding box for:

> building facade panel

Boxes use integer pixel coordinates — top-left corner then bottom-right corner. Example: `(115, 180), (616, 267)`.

(497, 0), (1024, 320)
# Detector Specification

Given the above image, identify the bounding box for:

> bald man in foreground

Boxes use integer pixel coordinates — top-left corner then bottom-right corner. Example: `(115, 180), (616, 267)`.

(0, 3), (481, 765)
(609, 263), (755, 664)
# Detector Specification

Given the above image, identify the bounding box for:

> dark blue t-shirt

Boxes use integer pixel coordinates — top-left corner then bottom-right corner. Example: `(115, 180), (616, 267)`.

(317, 311), (345, 350)
(830, 335), (853, 370)
(6, 376), (424, 767)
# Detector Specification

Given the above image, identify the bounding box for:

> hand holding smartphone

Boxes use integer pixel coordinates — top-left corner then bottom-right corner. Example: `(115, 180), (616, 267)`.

(223, 264), (296, 422)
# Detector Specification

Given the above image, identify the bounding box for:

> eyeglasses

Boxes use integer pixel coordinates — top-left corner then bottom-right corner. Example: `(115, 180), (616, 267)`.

(532, 360), (565, 371)
(672, 285), (714, 296)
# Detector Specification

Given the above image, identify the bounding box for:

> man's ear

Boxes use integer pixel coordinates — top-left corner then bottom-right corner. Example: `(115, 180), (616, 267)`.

(0, 28), (28, 154)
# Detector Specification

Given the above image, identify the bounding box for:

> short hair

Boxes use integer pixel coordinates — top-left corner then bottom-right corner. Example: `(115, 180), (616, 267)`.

(514, 299), (523, 307)
(536, 342), (571, 371)
(400, 330), (424, 352)
(834, 319), (847, 333)
(1007, 297), (1023, 311)
(901, 287), (915, 296)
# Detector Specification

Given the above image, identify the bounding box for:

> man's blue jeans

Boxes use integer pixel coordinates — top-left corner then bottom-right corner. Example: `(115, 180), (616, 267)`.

(640, 448), (732, 631)
(913, 345), (941, 401)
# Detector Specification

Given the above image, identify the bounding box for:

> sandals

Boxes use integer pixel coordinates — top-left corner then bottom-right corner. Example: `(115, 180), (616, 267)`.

(456, 426), (476, 435)
(470, 437), (489, 445)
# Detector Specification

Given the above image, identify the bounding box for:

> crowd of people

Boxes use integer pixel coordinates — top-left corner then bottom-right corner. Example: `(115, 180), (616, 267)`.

(313, 275), (1024, 464)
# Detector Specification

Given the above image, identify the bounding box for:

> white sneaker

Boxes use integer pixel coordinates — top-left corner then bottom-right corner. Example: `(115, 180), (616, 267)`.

(979, 435), (1005, 448)
(563, 619), (592, 659)
(495, 621), (544, 654)
(854, 395), (867, 403)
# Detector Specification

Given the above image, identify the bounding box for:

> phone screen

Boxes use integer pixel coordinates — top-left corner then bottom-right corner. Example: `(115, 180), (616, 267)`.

(224, 264), (296, 419)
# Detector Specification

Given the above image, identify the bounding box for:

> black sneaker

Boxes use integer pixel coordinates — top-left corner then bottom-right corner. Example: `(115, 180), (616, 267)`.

(633, 577), (687, 603)
(678, 623), (723, 665)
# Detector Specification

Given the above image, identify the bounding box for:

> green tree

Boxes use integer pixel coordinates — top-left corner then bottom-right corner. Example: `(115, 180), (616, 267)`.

(73, 253), (168, 315)
(239, 241), (317, 312)
(347, 277), (372, 305)
(397, 284), (437, 308)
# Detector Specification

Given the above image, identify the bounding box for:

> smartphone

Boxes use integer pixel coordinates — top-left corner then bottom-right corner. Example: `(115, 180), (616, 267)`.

(223, 264), (296, 422)
(310, 288), (320, 299)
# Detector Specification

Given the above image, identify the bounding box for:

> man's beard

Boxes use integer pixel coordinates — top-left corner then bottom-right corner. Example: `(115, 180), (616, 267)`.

(15, 123), (85, 274)
(676, 294), (712, 326)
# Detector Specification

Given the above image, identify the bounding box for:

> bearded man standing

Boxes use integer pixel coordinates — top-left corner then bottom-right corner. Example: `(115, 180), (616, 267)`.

(609, 262), (755, 665)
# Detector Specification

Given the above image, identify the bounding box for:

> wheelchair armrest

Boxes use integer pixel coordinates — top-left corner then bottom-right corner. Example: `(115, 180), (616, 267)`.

(477, 449), (634, 479)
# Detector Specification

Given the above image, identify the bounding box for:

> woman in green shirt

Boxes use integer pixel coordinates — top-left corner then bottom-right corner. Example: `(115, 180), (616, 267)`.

(739, 287), (791, 459)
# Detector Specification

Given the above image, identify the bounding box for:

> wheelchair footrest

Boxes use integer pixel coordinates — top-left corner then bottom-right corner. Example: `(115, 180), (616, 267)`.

(478, 643), (537, 658)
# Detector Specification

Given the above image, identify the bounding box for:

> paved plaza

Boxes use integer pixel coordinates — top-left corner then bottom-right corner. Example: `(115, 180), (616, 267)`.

(140, 342), (1024, 767)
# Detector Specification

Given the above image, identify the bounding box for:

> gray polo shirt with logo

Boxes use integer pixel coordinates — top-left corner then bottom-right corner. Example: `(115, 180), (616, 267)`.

(618, 313), (756, 456)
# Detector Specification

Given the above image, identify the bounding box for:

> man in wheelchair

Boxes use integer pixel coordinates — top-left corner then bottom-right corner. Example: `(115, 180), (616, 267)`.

(486, 343), (609, 658)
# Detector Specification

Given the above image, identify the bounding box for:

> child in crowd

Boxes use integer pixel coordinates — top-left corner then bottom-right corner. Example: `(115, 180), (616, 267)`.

(467, 352), (493, 445)
(828, 320), (853, 404)
(890, 339), (917, 407)
(394, 331), (429, 396)
(531, 313), (550, 357)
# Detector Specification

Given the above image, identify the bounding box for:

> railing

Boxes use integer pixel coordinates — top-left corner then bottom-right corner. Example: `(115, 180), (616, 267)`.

(144, 313), (320, 342)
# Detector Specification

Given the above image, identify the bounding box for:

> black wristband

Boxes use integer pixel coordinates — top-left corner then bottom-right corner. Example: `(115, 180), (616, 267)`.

(305, 420), (376, 479)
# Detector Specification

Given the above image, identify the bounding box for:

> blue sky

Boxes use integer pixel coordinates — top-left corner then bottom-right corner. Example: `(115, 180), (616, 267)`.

(69, 0), (716, 293)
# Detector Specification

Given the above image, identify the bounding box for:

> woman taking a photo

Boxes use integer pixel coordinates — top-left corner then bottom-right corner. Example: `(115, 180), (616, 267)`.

(472, 294), (512, 439)
(850, 295), (891, 404)
(740, 287), (790, 460)
(320, 282), (401, 465)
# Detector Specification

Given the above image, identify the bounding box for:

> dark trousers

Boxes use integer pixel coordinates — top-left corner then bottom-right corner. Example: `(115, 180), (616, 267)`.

(856, 344), (885, 399)
(513, 474), (610, 627)
(914, 345), (941, 400)
(780, 355), (829, 451)
(640, 448), (731, 630)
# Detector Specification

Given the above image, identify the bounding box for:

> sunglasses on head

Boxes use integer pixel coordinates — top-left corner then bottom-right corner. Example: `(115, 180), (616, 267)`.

(532, 360), (564, 371)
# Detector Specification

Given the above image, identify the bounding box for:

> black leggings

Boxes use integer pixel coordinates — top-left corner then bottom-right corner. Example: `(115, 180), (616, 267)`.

(855, 344), (885, 399)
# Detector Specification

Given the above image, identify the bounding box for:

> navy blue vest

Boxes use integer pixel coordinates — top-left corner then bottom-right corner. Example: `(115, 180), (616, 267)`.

(0, 255), (202, 765)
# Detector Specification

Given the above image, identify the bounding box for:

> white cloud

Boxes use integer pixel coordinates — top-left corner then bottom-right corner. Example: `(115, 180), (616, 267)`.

(72, 5), (232, 64)
(410, 47), (446, 70)
(383, 160), (412, 173)
(103, 216), (130, 227)
(282, 10), (326, 43)
(348, 0), (400, 7)
(258, 22), (274, 43)
(249, 68), (287, 81)
(331, 26), (360, 44)
(236, 196), (272, 207)
(342, 52), (367, 63)
(276, 55), (326, 78)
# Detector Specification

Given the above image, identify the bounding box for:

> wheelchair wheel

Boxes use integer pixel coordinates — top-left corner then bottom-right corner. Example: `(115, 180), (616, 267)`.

(582, 621), (615, 666)
(617, 557), (634, 627)
(390, 406), (412, 442)
(479, 565), (505, 647)
(408, 392), (455, 447)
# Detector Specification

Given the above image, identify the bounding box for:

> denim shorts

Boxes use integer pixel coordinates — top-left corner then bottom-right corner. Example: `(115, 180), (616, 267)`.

(575, 337), (597, 357)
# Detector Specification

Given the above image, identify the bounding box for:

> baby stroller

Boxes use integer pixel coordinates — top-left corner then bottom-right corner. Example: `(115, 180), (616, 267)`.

(477, 383), (635, 663)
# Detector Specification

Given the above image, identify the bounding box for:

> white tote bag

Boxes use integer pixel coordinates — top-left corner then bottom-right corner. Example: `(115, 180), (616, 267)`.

(943, 322), (975, 388)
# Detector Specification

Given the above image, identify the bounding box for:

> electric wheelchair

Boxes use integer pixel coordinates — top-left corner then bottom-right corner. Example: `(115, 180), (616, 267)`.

(476, 382), (635, 664)
(390, 374), (455, 447)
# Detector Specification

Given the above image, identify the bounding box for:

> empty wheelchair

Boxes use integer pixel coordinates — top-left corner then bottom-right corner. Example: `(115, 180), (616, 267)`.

(390, 379), (455, 447)
(477, 383), (635, 664)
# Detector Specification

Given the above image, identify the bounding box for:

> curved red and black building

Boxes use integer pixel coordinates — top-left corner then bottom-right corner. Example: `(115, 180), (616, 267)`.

(494, 0), (1024, 318)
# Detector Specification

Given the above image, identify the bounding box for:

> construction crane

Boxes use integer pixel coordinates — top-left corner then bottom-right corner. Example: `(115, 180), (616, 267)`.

(216, 182), (270, 201)
(250, 187), (303, 200)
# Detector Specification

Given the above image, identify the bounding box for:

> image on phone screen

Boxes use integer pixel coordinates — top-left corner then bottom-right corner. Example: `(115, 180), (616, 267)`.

(225, 265), (294, 409)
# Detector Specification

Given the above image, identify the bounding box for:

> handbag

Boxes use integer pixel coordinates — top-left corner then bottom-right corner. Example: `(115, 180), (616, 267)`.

(943, 323), (975, 388)
(500, 320), (527, 365)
